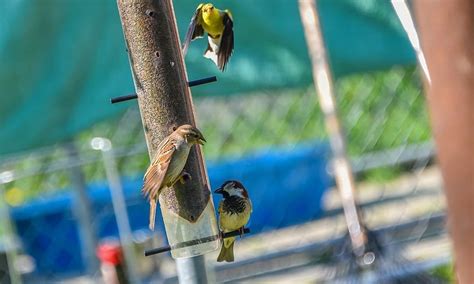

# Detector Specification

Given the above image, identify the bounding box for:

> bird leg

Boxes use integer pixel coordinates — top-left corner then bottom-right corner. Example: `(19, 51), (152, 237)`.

(239, 227), (245, 238)
(178, 171), (192, 184)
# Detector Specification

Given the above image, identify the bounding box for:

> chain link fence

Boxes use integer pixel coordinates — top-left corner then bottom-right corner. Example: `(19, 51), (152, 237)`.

(0, 66), (450, 283)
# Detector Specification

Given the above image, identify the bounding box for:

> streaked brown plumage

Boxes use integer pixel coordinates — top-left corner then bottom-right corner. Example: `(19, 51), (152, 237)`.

(215, 180), (252, 262)
(142, 124), (206, 231)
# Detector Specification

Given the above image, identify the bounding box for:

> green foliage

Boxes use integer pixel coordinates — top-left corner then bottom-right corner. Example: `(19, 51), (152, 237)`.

(361, 167), (403, 183)
(338, 67), (430, 156)
(2, 67), (431, 204)
(431, 263), (455, 283)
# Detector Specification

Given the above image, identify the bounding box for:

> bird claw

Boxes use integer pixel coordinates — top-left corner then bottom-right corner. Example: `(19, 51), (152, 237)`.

(179, 172), (192, 184)
(239, 227), (244, 238)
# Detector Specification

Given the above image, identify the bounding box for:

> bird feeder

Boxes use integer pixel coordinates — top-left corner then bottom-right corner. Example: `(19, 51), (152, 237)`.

(158, 168), (219, 259)
(116, 0), (219, 258)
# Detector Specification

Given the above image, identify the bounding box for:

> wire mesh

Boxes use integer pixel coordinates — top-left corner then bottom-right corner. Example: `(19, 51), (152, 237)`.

(0, 66), (450, 283)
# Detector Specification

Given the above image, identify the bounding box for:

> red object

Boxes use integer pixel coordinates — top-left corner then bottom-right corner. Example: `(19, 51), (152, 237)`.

(97, 243), (123, 265)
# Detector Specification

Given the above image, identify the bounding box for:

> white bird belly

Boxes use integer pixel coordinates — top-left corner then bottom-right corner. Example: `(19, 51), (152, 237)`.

(166, 142), (191, 185)
(204, 36), (222, 65)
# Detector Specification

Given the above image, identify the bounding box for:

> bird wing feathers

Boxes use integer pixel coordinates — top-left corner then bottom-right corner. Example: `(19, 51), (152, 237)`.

(217, 11), (234, 71)
(183, 4), (205, 56)
(218, 201), (224, 215)
(142, 138), (176, 200)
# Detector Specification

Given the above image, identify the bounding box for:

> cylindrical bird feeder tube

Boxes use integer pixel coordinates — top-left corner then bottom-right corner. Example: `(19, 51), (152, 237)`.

(116, 0), (219, 260)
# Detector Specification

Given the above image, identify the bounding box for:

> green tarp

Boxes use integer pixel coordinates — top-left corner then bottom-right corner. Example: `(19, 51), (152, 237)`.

(0, 0), (415, 156)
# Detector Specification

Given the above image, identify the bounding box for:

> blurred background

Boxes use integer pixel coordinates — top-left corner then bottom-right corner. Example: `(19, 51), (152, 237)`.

(0, 0), (453, 283)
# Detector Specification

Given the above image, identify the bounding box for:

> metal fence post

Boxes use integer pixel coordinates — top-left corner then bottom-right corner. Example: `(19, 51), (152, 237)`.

(298, 0), (367, 255)
(91, 138), (140, 284)
(64, 144), (100, 277)
(0, 173), (22, 284)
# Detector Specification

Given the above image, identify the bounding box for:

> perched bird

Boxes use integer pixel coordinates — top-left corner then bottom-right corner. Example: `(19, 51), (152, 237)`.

(215, 180), (252, 262)
(142, 124), (206, 231)
(182, 3), (234, 71)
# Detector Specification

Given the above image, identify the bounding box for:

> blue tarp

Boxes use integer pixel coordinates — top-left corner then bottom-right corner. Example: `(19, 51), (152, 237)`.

(11, 142), (330, 275)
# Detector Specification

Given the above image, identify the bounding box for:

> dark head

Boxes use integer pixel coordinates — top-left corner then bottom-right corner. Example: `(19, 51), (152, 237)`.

(176, 124), (206, 145)
(202, 3), (215, 14)
(214, 180), (248, 199)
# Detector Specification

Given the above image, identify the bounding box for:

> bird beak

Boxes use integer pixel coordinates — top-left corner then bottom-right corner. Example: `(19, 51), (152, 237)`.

(214, 187), (223, 194)
(197, 137), (206, 145)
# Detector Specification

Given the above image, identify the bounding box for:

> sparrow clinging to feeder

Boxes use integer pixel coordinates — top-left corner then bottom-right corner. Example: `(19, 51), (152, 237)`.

(215, 180), (252, 262)
(142, 124), (206, 231)
(182, 3), (234, 71)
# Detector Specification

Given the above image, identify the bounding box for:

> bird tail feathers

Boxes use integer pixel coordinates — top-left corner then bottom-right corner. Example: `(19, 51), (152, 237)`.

(217, 238), (235, 262)
(149, 199), (157, 231)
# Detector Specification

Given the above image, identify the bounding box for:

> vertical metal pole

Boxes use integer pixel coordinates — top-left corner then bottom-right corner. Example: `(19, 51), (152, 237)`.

(116, 0), (216, 283)
(176, 257), (208, 284)
(64, 144), (99, 276)
(391, 0), (432, 84)
(92, 138), (139, 284)
(0, 176), (22, 284)
(298, 0), (367, 255)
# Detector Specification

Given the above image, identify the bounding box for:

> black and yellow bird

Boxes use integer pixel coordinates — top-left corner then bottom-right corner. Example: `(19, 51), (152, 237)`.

(215, 180), (252, 262)
(182, 3), (234, 71)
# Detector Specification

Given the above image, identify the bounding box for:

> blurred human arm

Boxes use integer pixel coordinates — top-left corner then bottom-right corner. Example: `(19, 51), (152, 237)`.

(414, 1), (473, 282)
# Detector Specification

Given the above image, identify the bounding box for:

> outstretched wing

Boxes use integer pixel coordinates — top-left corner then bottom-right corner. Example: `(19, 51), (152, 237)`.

(142, 138), (175, 200)
(183, 4), (205, 56)
(217, 11), (234, 71)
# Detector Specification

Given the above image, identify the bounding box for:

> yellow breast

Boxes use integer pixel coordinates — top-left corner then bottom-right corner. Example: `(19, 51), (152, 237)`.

(219, 201), (251, 232)
(201, 9), (224, 37)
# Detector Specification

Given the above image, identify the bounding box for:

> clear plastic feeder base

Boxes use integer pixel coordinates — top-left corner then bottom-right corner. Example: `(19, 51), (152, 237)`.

(160, 199), (220, 259)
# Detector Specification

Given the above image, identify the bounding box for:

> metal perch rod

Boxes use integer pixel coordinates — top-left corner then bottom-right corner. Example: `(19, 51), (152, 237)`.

(188, 76), (218, 87)
(110, 76), (217, 104)
(145, 228), (251, 256)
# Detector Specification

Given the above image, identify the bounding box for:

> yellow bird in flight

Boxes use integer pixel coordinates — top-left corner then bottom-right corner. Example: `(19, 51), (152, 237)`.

(183, 3), (234, 71)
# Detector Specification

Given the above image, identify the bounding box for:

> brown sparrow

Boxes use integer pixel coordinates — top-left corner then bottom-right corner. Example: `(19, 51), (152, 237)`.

(142, 124), (206, 231)
(215, 180), (252, 262)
